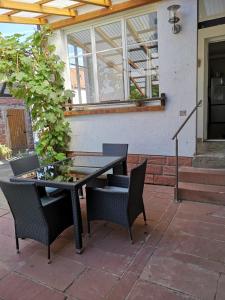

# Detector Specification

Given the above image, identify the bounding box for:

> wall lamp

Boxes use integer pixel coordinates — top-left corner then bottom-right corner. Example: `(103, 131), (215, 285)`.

(167, 4), (181, 34)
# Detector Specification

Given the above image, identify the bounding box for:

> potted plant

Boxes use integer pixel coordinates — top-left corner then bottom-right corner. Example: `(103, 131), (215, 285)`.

(129, 86), (146, 107)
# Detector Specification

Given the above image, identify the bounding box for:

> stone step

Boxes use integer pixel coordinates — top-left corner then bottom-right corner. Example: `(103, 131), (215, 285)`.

(178, 182), (225, 205)
(192, 155), (225, 169)
(179, 166), (225, 186)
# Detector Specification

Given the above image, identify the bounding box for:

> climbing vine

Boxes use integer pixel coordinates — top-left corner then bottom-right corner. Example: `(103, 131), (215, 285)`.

(0, 26), (72, 163)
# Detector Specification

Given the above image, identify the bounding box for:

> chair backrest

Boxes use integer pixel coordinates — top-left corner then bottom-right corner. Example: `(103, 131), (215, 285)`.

(0, 181), (47, 228)
(102, 143), (128, 157)
(9, 154), (40, 176)
(128, 159), (147, 205)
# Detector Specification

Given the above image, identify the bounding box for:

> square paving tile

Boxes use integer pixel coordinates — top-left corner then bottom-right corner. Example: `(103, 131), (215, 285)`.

(106, 271), (138, 300)
(0, 273), (65, 300)
(127, 280), (194, 300)
(17, 250), (86, 291)
(66, 268), (118, 300)
(140, 247), (219, 300)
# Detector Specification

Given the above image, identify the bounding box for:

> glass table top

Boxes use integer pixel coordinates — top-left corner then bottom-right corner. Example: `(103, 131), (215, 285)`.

(17, 155), (123, 184)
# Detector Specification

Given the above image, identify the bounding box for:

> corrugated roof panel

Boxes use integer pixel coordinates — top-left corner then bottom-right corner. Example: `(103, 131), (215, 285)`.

(95, 21), (122, 51)
(43, 0), (78, 8)
(127, 12), (157, 45)
(13, 11), (42, 17)
(0, 9), (12, 14)
(68, 29), (92, 54)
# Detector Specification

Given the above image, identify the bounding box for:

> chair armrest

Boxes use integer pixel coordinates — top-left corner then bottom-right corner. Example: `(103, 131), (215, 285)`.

(107, 175), (130, 188)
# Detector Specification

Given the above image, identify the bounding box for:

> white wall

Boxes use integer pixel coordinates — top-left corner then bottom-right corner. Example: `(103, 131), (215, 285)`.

(53, 0), (198, 156)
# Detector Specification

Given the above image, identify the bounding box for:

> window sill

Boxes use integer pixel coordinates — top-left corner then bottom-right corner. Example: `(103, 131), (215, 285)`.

(64, 95), (166, 117)
(64, 103), (165, 117)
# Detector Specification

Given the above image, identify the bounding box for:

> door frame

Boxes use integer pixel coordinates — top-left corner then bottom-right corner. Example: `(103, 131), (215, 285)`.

(198, 25), (225, 141)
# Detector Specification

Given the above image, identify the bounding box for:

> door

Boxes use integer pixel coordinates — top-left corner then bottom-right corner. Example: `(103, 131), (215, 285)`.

(208, 41), (225, 139)
(7, 109), (27, 151)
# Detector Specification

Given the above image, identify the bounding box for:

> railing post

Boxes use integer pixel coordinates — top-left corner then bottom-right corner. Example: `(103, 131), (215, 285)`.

(175, 137), (179, 202)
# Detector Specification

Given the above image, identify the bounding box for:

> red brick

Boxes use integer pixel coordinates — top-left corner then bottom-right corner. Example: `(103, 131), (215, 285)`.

(127, 155), (140, 164)
(154, 175), (176, 186)
(146, 165), (162, 175)
(163, 166), (176, 176)
(139, 155), (149, 163)
(166, 156), (192, 166)
(128, 163), (137, 172)
(145, 174), (154, 184)
(148, 156), (166, 165)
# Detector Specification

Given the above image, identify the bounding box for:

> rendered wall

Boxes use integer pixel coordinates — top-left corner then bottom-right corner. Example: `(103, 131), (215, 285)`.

(53, 0), (198, 157)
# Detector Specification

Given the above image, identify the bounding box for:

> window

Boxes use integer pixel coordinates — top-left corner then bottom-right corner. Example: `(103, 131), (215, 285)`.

(67, 11), (159, 104)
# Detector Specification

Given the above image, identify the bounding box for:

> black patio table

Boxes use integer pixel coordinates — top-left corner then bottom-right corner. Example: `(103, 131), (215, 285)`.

(10, 155), (127, 254)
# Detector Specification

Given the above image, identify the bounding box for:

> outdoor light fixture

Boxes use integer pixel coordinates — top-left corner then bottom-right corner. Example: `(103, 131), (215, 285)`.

(167, 4), (181, 34)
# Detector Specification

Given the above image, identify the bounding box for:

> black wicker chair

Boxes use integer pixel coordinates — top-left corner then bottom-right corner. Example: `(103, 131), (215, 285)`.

(9, 154), (40, 176)
(9, 154), (61, 197)
(86, 143), (129, 190)
(86, 159), (147, 242)
(0, 181), (73, 263)
(103, 143), (128, 175)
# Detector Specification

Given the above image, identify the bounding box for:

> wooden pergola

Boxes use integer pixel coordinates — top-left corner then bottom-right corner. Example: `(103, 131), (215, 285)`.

(0, 0), (160, 30)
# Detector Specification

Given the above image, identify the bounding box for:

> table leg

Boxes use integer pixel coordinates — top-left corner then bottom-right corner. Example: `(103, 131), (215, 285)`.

(70, 188), (83, 254)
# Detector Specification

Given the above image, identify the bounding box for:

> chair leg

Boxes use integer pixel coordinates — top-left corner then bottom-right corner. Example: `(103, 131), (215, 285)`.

(128, 227), (133, 244)
(142, 202), (147, 225)
(87, 219), (91, 237)
(143, 210), (147, 225)
(16, 235), (20, 254)
(47, 245), (51, 264)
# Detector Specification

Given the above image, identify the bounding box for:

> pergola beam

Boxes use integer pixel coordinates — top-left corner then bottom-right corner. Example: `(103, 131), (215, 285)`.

(0, 0), (77, 17)
(51, 0), (161, 30)
(3, 0), (53, 16)
(0, 15), (47, 25)
(75, 0), (111, 7)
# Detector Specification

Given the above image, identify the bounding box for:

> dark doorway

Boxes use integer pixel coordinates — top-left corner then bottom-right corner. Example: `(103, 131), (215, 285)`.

(208, 41), (225, 139)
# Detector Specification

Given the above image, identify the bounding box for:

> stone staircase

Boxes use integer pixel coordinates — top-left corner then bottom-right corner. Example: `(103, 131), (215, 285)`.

(177, 166), (225, 205)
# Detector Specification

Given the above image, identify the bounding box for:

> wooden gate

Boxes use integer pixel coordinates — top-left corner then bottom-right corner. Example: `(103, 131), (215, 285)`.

(7, 109), (27, 151)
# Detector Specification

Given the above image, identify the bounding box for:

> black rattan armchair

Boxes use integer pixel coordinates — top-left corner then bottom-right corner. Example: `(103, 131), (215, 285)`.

(9, 154), (40, 176)
(103, 143), (128, 175)
(86, 143), (129, 190)
(9, 154), (61, 197)
(86, 159), (147, 242)
(0, 181), (73, 263)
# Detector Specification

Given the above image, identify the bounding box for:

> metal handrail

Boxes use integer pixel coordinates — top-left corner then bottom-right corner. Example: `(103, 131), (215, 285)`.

(172, 100), (202, 202)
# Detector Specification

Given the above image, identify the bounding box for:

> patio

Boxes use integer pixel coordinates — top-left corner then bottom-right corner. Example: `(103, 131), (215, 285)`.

(0, 170), (225, 300)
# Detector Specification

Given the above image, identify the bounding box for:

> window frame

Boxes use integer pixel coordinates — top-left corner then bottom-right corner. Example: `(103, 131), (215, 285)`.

(65, 5), (159, 105)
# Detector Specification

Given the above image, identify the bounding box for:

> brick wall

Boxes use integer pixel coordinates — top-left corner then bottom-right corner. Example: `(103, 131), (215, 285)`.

(67, 151), (193, 187)
(127, 155), (192, 186)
